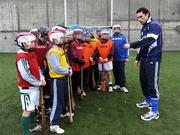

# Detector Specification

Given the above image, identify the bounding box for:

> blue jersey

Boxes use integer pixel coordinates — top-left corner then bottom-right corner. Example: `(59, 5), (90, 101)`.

(140, 17), (163, 62)
(109, 34), (129, 61)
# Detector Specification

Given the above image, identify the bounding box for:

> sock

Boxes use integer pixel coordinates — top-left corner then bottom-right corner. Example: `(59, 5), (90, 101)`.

(101, 81), (106, 90)
(29, 112), (35, 128)
(145, 96), (151, 105)
(108, 82), (112, 87)
(151, 98), (159, 113)
(21, 116), (30, 135)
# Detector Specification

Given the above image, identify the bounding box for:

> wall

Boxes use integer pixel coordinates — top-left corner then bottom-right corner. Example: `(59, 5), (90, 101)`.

(0, 0), (180, 52)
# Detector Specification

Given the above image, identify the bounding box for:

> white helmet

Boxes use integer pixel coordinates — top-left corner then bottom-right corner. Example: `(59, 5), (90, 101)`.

(65, 29), (74, 36)
(101, 29), (110, 34)
(29, 28), (38, 36)
(52, 26), (66, 34)
(112, 24), (121, 30)
(48, 31), (64, 43)
(16, 32), (36, 47)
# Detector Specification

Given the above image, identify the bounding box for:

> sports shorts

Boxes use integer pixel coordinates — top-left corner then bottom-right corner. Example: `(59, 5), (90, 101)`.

(98, 61), (113, 71)
(19, 87), (40, 111)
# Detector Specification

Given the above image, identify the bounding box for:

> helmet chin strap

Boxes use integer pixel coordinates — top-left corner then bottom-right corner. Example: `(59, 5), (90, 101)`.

(28, 48), (36, 52)
(17, 44), (36, 52)
(113, 32), (120, 36)
(100, 38), (108, 43)
(57, 43), (64, 47)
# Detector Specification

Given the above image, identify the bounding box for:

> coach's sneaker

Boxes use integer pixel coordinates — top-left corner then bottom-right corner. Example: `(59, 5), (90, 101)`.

(29, 124), (41, 133)
(136, 100), (151, 109)
(60, 112), (74, 118)
(113, 85), (120, 90)
(82, 91), (87, 96)
(140, 111), (159, 121)
(50, 125), (65, 134)
(46, 107), (51, 115)
(120, 87), (128, 93)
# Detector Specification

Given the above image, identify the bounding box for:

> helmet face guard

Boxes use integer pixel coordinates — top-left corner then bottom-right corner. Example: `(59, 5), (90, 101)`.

(49, 32), (64, 45)
(65, 29), (74, 42)
(38, 26), (50, 37)
(112, 24), (121, 30)
(16, 34), (37, 51)
(101, 29), (110, 39)
(73, 29), (83, 40)
(82, 32), (91, 42)
(113, 24), (121, 35)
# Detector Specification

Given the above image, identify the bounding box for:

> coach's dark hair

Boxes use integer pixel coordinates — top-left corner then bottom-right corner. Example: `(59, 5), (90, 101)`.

(136, 7), (150, 17)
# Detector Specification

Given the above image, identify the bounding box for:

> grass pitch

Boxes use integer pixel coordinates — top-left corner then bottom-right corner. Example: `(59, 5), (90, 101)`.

(0, 52), (180, 135)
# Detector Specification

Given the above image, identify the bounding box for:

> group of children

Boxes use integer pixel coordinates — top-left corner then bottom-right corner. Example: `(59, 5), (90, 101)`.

(15, 24), (129, 135)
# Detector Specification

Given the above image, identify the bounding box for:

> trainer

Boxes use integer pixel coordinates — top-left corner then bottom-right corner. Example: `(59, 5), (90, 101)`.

(124, 7), (163, 121)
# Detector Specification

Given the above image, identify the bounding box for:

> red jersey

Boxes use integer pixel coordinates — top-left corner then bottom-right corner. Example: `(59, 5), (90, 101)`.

(69, 40), (85, 71)
(34, 40), (51, 68)
(16, 52), (40, 87)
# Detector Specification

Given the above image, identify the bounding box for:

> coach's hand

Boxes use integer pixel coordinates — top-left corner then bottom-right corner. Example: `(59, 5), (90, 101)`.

(133, 60), (140, 68)
(125, 58), (129, 62)
(124, 43), (130, 49)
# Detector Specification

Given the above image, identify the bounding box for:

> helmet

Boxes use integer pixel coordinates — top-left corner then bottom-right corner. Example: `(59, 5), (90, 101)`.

(96, 28), (102, 33)
(38, 26), (50, 37)
(52, 26), (66, 34)
(112, 24), (121, 30)
(29, 28), (38, 37)
(82, 31), (91, 37)
(101, 29), (110, 35)
(70, 24), (83, 33)
(16, 32), (37, 51)
(65, 29), (73, 36)
(48, 31), (64, 43)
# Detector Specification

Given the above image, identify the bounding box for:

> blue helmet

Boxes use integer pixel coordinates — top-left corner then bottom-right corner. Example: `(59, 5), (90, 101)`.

(70, 24), (82, 31)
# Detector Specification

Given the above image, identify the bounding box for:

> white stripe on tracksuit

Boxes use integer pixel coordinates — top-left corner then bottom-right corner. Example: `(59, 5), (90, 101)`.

(154, 62), (160, 98)
(50, 79), (57, 124)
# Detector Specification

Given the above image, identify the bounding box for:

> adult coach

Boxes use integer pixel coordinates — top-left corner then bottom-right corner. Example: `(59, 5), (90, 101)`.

(125, 7), (163, 121)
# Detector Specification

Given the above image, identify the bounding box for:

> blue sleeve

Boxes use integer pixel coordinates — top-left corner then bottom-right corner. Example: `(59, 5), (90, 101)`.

(147, 23), (162, 40)
(130, 37), (155, 48)
(49, 52), (69, 75)
(124, 36), (129, 58)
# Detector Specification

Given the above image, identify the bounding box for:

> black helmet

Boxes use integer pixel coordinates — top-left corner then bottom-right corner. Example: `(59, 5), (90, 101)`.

(38, 26), (50, 37)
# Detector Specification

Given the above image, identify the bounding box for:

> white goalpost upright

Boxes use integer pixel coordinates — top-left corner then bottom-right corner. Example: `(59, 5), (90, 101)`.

(64, 0), (67, 27)
(110, 0), (113, 27)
